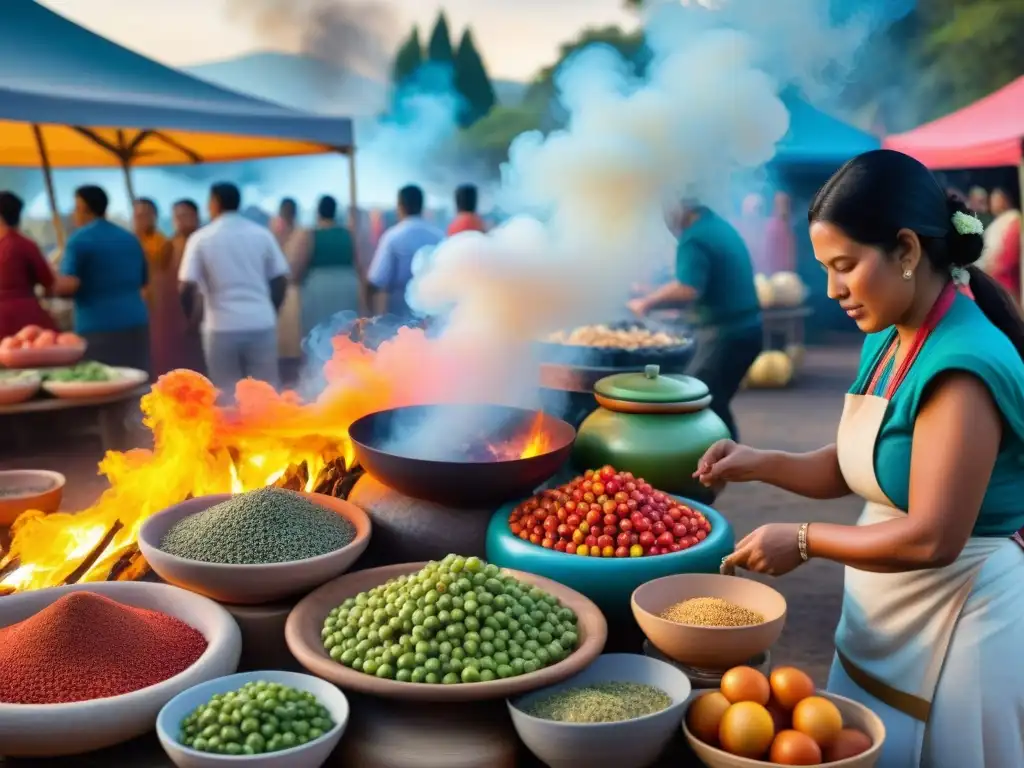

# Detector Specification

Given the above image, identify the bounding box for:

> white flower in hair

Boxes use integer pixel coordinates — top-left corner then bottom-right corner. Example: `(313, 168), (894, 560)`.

(951, 210), (984, 236)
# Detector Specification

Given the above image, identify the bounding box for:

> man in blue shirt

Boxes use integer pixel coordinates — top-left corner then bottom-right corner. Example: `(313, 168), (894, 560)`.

(56, 185), (150, 374)
(367, 185), (443, 317)
(629, 200), (763, 439)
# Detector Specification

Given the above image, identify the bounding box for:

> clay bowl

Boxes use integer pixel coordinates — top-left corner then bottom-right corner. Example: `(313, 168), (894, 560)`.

(683, 690), (885, 768)
(138, 492), (372, 605)
(285, 561), (608, 702)
(508, 653), (692, 768)
(0, 581), (242, 757)
(156, 670), (349, 768)
(0, 371), (42, 405)
(632, 573), (786, 670)
(485, 496), (735, 618)
(347, 404), (576, 508)
(0, 343), (85, 369)
(0, 469), (64, 527)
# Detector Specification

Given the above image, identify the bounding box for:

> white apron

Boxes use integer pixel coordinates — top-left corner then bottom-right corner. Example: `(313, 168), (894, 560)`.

(829, 392), (1024, 768)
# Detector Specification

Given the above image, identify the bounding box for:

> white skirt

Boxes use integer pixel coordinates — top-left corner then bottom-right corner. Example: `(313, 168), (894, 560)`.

(827, 542), (1024, 768)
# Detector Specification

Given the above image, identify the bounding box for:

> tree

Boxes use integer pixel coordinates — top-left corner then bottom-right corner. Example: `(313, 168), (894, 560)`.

(454, 29), (497, 128)
(427, 12), (455, 65)
(392, 26), (423, 85)
(460, 105), (545, 161)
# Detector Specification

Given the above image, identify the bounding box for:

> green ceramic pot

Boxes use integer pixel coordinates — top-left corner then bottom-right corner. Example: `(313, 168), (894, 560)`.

(485, 496), (735, 618)
(572, 365), (730, 503)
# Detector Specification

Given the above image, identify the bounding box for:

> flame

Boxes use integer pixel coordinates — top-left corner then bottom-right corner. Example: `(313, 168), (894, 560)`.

(0, 329), (552, 593)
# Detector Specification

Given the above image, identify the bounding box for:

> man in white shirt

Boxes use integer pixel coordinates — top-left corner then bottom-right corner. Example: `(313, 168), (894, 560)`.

(178, 182), (290, 396)
(367, 185), (443, 316)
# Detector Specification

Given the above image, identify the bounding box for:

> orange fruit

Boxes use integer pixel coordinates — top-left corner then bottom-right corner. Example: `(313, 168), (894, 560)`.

(770, 730), (823, 765)
(770, 666), (816, 710)
(687, 692), (731, 745)
(823, 729), (873, 761)
(720, 666), (771, 706)
(719, 701), (775, 759)
(792, 696), (843, 747)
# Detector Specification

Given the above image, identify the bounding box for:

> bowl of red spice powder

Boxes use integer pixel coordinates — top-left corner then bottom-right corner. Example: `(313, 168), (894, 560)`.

(0, 581), (242, 757)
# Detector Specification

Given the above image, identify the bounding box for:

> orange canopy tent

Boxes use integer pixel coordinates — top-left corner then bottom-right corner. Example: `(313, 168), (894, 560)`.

(2, 0), (358, 243)
(883, 76), (1024, 170)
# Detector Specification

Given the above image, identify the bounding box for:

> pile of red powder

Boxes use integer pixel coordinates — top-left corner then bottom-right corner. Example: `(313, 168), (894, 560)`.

(0, 592), (208, 704)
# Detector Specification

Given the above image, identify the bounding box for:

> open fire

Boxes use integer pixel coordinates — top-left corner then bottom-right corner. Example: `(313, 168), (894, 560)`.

(0, 326), (552, 594)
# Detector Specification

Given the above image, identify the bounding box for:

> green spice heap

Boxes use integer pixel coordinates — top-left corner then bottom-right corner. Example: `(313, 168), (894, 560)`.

(160, 487), (356, 565)
(322, 554), (580, 684)
(524, 682), (672, 723)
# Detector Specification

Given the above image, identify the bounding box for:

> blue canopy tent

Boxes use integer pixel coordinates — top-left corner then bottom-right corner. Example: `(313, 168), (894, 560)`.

(0, 0), (357, 244)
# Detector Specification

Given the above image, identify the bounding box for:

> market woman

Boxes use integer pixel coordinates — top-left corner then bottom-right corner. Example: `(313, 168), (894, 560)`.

(0, 191), (57, 339)
(695, 149), (1024, 768)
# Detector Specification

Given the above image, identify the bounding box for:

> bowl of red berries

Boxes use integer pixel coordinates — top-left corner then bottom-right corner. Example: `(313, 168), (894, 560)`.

(485, 466), (735, 617)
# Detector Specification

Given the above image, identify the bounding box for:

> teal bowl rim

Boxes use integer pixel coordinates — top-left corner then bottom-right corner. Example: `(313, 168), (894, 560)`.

(155, 670), (347, 762)
(487, 495), (734, 568)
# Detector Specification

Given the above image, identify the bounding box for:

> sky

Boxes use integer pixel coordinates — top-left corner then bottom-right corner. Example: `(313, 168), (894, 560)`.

(38, 0), (638, 81)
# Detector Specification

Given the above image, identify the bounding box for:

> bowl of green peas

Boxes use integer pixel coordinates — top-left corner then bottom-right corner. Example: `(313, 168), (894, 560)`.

(156, 671), (348, 767)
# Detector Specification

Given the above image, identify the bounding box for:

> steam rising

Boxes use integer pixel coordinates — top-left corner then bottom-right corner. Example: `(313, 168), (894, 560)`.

(364, 0), (877, 460)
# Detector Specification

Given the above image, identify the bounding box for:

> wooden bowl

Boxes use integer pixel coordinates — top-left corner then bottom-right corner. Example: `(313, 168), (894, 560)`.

(683, 690), (885, 768)
(285, 562), (608, 702)
(631, 573), (786, 670)
(486, 496), (735, 618)
(0, 469), (64, 527)
(0, 581), (242, 757)
(138, 493), (372, 605)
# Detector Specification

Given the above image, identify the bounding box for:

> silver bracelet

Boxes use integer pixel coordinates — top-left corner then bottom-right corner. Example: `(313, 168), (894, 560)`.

(797, 523), (810, 562)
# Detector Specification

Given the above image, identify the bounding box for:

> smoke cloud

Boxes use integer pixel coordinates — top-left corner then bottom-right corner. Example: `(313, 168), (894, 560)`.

(224, 0), (396, 80)
(378, 0), (883, 457)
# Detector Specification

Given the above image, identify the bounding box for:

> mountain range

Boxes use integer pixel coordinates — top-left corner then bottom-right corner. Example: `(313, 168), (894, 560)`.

(186, 51), (528, 117)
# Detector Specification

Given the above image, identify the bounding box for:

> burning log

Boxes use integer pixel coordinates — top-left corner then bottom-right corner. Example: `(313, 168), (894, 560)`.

(107, 547), (151, 582)
(0, 557), (21, 583)
(333, 467), (365, 500)
(275, 461), (310, 492)
(61, 520), (124, 586)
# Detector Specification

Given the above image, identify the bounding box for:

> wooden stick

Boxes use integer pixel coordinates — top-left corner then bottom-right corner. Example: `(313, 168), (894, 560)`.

(0, 557), (22, 583)
(61, 520), (124, 586)
(106, 545), (140, 581)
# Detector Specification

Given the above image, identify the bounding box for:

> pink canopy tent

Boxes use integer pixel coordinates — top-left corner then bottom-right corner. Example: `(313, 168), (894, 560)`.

(884, 76), (1024, 170)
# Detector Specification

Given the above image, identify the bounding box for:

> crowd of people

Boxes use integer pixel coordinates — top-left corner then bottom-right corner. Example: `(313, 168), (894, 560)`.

(0, 179), (489, 398)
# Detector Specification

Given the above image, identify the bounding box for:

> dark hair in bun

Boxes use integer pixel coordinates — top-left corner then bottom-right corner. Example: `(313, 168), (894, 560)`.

(809, 149), (1024, 360)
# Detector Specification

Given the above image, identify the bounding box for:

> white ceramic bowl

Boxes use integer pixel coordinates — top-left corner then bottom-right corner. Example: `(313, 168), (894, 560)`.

(0, 372), (41, 405)
(507, 653), (692, 768)
(156, 670), (349, 768)
(0, 581), (242, 757)
(41, 366), (148, 399)
(138, 493), (372, 605)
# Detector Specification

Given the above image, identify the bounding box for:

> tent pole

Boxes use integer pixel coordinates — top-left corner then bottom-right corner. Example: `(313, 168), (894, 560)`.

(121, 160), (136, 205)
(31, 124), (65, 249)
(345, 148), (368, 316)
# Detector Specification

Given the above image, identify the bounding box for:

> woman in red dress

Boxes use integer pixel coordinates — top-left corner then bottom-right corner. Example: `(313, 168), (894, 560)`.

(0, 192), (57, 339)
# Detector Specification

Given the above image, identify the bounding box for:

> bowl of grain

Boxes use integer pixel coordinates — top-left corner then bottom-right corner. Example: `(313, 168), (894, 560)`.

(631, 574), (786, 670)
(508, 653), (692, 768)
(138, 488), (371, 605)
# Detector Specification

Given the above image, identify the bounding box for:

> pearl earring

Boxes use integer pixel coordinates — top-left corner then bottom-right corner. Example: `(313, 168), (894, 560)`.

(903, 269), (913, 280)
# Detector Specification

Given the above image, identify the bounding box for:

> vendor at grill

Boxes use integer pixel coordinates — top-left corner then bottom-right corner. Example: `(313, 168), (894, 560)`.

(696, 150), (1024, 768)
(628, 199), (763, 440)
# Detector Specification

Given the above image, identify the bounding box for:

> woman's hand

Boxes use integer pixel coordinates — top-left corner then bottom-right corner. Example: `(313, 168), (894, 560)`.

(693, 440), (765, 487)
(722, 524), (805, 576)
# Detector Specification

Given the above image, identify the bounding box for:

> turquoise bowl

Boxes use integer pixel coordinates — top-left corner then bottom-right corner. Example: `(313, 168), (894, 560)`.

(485, 497), (735, 618)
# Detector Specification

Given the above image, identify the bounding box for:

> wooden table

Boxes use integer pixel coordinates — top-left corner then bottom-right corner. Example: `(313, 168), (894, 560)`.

(761, 305), (813, 351)
(0, 385), (150, 453)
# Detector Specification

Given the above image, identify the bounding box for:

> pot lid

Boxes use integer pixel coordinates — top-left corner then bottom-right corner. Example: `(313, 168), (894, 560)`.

(594, 364), (710, 404)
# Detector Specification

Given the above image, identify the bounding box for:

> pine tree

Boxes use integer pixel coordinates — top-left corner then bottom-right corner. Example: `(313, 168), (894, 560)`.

(427, 12), (455, 65)
(454, 29), (497, 127)
(392, 26), (423, 85)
